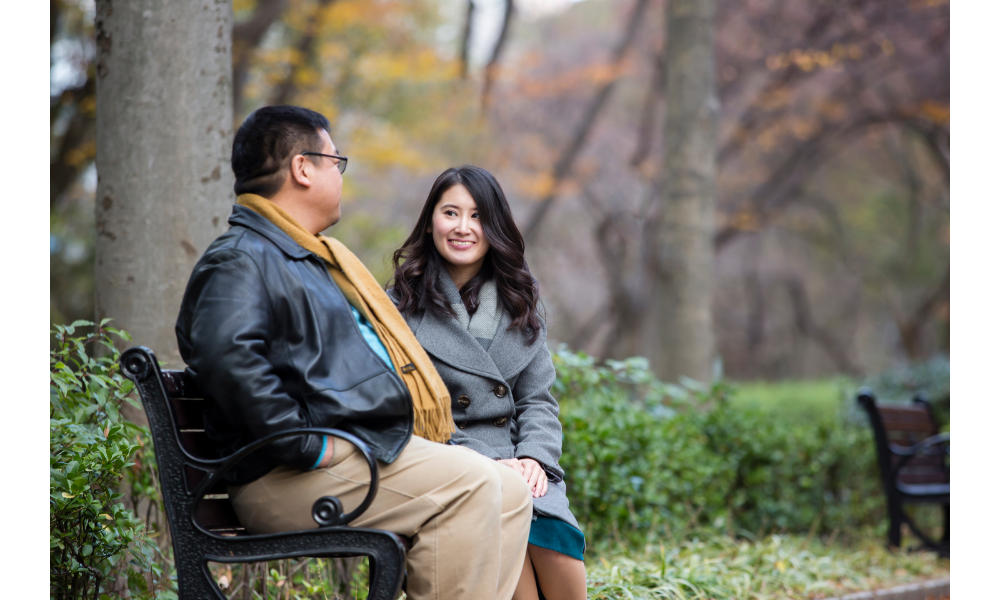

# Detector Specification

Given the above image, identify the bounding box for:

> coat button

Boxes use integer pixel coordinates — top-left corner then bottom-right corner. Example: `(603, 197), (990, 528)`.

(456, 421), (468, 430)
(494, 384), (508, 398)
(493, 416), (507, 427)
(457, 395), (471, 408)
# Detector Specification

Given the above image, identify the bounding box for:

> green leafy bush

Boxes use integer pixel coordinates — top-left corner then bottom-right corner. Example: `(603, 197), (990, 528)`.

(50, 320), (173, 600)
(553, 347), (885, 548)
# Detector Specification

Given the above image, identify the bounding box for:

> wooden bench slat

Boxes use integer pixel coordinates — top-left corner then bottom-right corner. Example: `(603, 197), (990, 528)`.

(184, 464), (229, 495)
(194, 498), (243, 530)
(881, 418), (936, 434)
(170, 397), (206, 429)
(179, 430), (217, 460)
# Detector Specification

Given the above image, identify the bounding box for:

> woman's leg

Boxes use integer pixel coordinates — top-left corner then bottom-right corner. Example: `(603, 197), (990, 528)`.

(528, 545), (587, 600)
(512, 551), (540, 600)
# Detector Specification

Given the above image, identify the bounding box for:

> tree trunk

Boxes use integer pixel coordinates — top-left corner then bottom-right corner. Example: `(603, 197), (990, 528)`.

(653, 0), (718, 383)
(94, 0), (235, 367)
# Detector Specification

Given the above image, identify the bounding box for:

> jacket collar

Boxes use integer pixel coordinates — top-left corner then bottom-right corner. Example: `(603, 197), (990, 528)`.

(411, 275), (546, 382)
(413, 303), (505, 381)
(228, 204), (313, 260)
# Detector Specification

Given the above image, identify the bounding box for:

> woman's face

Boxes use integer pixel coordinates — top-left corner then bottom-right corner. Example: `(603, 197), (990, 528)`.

(429, 184), (491, 281)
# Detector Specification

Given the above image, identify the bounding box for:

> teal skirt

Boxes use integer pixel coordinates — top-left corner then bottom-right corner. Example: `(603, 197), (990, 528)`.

(528, 515), (586, 561)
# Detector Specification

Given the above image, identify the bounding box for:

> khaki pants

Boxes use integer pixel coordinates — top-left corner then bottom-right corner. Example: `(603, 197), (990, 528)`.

(229, 435), (533, 600)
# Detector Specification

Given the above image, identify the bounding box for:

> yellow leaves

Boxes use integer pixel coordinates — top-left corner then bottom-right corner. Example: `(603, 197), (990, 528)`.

(233, 0), (257, 13)
(65, 142), (96, 168)
(344, 120), (433, 173)
(358, 49), (450, 85)
(775, 559), (787, 573)
(78, 95), (97, 117)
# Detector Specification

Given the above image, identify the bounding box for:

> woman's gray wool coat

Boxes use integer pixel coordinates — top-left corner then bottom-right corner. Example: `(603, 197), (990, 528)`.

(389, 290), (580, 531)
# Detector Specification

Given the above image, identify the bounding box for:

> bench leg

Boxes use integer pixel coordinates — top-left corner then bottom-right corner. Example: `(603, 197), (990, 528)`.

(887, 504), (903, 549)
(941, 503), (949, 543)
(172, 552), (229, 600)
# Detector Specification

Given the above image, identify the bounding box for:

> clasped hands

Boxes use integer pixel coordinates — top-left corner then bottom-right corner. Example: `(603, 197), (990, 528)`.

(497, 457), (548, 498)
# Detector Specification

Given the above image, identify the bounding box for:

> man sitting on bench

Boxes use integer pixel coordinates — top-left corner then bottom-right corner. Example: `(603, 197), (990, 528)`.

(175, 105), (532, 600)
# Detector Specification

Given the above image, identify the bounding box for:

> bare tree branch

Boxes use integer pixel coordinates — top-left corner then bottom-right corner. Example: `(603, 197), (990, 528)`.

(459, 0), (475, 79)
(51, 76), (96, 206)
(893, 267), (950, 360)
(269, 0), (337, 106)
(233, 0), (289, 116)
(481, 0), (515, 110)
(521, 0), (653, 243)
(784, 276), (861, 375)
(629, 52), (665, 167)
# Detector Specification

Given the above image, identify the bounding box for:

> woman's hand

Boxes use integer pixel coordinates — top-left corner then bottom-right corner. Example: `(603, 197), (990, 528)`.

(496, 458), (524, 475)
(518, 458), (548, 498)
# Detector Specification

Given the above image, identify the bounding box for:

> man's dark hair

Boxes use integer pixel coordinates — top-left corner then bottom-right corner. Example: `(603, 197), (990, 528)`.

(232, 105), (331, 198)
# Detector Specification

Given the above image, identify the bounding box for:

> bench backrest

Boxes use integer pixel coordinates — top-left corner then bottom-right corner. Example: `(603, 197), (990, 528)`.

(121, 347), (245, 535)
(857, 391), (947, 487)
(160, 370), (246, 534)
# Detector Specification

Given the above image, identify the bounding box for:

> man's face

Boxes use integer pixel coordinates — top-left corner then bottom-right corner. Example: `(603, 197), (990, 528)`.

(311, 129), (343, 230)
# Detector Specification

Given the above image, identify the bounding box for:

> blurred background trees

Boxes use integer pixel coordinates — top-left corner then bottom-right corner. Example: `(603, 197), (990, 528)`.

(50, 0), (949, 381)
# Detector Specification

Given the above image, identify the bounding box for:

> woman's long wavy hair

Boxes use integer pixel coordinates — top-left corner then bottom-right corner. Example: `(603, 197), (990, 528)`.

(390, 165), (543, 343)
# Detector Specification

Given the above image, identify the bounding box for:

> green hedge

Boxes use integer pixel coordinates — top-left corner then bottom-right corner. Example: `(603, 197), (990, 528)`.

(50, 322), (173, 600)
(553, 348), (886, 547)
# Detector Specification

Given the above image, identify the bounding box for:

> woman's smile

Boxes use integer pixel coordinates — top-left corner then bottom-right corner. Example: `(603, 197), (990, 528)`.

(429, 184), (491, 288)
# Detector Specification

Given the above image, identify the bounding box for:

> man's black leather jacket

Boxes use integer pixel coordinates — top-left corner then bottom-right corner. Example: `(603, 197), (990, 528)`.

(175, 205), (413, 485)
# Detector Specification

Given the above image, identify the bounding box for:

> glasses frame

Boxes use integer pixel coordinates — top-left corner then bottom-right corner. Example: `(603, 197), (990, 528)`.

(301, 151), (348, 174)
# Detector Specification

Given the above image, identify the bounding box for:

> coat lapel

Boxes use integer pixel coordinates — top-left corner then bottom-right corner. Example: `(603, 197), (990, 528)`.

(413, 305), (505, 382)
(487, 312), (545, 381)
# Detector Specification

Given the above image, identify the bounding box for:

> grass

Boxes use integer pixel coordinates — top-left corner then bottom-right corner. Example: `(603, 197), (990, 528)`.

(728, 378), (853, 423)
(586, 532), (948, 600)
(209, 530), (948, 600)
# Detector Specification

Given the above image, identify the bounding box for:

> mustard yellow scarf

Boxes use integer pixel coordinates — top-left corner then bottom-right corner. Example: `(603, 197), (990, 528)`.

(237, 194), (454, 443)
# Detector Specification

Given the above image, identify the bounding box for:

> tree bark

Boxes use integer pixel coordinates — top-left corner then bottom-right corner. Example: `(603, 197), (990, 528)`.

(94, 0), (235, 367)
(653, 0), (718, 383)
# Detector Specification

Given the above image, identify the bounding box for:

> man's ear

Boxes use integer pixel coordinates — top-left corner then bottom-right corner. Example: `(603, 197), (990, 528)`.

(288, 154), (312, 188)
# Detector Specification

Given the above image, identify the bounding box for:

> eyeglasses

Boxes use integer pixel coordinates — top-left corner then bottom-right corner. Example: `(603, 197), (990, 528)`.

(301, 151), (348, 174)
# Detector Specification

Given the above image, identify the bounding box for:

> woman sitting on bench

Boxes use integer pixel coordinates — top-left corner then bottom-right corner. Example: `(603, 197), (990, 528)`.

(389, 165), (587, 600)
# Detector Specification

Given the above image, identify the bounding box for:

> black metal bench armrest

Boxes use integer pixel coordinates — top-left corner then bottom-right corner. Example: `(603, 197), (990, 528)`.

(193, 427), (380, 530)
(890, 432), (950, 481)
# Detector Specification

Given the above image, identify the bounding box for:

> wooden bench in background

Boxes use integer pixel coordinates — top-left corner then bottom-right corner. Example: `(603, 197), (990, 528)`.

(857, 387), (949, 557)
(120, 346), (407, 599)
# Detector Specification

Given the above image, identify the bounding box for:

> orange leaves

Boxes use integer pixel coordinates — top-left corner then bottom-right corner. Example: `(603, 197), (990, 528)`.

(515, 171), (557, 199)
(512, 60), (636, 99)
(766, 44), (864, 72)
(919, 101), (950, 125)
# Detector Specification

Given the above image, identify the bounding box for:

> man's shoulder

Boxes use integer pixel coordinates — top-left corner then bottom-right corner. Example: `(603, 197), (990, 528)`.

(199, 221), (298, 267)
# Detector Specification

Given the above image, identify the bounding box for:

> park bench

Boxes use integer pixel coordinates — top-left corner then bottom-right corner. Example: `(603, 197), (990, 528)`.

(856, 388), (949, 558)
(120, 346), (408, 599)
